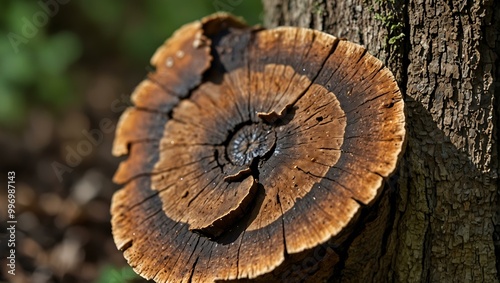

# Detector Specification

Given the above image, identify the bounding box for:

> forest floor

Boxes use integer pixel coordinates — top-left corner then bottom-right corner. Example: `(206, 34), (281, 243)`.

(0, 69), (150, 283)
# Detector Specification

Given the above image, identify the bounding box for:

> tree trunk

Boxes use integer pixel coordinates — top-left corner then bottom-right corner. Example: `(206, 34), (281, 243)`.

(262, 0), (500, 282)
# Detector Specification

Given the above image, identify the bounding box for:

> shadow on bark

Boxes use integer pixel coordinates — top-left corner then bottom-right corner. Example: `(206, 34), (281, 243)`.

(225, 94), (498, 282)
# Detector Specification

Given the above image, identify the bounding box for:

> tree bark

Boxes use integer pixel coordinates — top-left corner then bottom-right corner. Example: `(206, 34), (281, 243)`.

(263, 0), (500, 282)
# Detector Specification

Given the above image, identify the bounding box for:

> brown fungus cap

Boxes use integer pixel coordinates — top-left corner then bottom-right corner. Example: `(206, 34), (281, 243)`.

(111, 13), (405, 282)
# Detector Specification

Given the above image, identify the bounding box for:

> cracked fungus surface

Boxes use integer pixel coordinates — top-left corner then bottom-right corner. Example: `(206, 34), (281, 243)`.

(111, 13), (405, 282)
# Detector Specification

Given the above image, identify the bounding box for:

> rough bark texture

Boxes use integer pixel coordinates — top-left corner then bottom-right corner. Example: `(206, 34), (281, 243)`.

(264, 0), (500, 282)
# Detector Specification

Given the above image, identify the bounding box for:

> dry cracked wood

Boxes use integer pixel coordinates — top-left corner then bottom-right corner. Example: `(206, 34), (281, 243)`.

(111, 13), (405, 282)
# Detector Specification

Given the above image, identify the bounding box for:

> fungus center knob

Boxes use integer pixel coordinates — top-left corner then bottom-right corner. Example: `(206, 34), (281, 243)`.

(226, 123), (276, 166)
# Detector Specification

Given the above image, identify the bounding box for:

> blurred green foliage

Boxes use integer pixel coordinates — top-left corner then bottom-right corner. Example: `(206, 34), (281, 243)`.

(95, 264), (140, 283)
(0, 0), (263, 131)
(77, 0), (263, 65)
(0, 1), (263, 281)
(0, 1), (82, 129)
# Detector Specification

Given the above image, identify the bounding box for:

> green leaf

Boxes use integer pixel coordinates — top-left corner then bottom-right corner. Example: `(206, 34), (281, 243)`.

(0, 38), (37, 84)
(4, 1), (39, 32)
(388, 33), (405, 45)
(36, 73), (78, 110)
(37, 31), (82, 76)
(0, 85), (26, 128)
(95, 265), (140, 283)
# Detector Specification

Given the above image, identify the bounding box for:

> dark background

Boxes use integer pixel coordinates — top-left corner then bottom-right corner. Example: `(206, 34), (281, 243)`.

(0, 1), (263, 282)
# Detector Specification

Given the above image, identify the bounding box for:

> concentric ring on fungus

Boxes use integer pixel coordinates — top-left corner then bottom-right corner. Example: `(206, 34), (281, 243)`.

(111, 13), (405, 282)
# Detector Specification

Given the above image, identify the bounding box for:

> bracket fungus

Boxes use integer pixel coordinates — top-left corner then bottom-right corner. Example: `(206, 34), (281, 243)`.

(111, 13), (405, 282)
